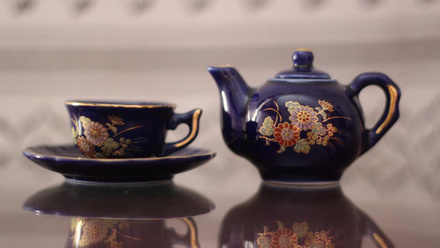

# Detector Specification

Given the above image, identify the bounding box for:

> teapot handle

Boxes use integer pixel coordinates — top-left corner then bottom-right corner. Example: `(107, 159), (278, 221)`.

(347, 73), (401, 154)
(359, 210), (395, 248)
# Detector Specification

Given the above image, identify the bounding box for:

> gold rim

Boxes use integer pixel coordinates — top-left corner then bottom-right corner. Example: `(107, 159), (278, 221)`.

(375, 85), (398, 134)
(372, 233), (388, 248)
(182, 218), (199, 248)
(25, 147), (215, 162)
(65, 101), (176, 109)
(295, 48), (312, 52)
(175, 109), (202, 148)
(208, 64), (233, 68)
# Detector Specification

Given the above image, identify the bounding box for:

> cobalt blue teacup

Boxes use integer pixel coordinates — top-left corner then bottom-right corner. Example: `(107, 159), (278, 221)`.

(66, 101), (202, 158)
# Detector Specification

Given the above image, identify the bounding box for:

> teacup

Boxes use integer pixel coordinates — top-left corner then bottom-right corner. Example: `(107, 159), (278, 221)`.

(66, 101), (202, 158)
(67, 217), (199, 248)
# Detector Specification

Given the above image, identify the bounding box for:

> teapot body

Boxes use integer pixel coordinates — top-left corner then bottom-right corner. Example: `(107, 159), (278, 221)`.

(209, 49), (400, 183)
(242, 79), (364, 182)
(219, 183), (394, 248)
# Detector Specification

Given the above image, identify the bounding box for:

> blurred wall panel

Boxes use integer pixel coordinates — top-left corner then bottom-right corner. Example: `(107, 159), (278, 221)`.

(0, 0), (440, 204)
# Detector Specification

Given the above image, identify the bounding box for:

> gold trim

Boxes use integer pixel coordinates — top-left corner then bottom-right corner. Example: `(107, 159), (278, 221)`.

(373, 233), (388, 248)
(208, 64), (233, 68)
(295, 48), (312, 52)
(182, 218), (199, 248)
(25, 147), (215, 162)
(175, 109), (202, 148)
(376, 85), (398, 134)
(65, 101), (176, 109)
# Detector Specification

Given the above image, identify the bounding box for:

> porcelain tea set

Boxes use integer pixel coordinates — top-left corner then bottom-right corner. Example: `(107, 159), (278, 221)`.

(24, 48), (401, 184)
(24, 101), (214, 182)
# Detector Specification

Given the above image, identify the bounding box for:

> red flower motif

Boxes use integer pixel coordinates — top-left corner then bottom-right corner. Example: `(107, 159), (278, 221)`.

(273, 122), (300, 147)
(77, 136), (96, 157)
(271, 228), (298, 248)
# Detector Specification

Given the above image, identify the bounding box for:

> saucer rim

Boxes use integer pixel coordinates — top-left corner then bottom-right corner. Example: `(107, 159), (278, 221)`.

(23, 145), (216, 183)
(23, 144), (216, 162)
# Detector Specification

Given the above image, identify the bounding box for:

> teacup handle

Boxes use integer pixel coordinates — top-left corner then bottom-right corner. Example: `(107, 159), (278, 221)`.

(167, 217), (200, 248)
(359, 210), (395, 248)
(161, 109), (202, 156)
(347, 73), (401, 155)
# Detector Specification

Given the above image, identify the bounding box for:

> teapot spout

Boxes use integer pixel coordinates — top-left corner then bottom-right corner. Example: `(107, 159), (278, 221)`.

(207, 66), (254, 154)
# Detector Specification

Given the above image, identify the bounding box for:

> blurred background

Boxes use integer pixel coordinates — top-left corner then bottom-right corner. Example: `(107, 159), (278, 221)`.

(0, 0), (439, 246)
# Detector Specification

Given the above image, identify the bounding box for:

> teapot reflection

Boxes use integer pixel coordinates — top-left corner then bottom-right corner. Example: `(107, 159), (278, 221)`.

(219, 182), (393, 248)
(23, 181), (214, 248)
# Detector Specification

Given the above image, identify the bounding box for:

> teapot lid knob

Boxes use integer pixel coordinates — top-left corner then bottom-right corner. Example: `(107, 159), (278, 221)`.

(293, 48), (314, 71)
(275, 48), (330, 79)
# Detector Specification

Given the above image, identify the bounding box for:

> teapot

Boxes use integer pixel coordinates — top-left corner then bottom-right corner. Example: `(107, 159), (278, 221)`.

(208, 48), (401, 183)
(219, 182), (394, 247)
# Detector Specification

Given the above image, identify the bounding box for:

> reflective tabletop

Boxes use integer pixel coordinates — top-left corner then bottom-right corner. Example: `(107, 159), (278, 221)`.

(1, 159), (439, 248)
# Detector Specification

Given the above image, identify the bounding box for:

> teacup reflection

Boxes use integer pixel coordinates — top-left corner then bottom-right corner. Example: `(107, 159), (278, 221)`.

(219, 182), (393, 248)
(68, 217), (198, 248)
(23, 181), (214, 248)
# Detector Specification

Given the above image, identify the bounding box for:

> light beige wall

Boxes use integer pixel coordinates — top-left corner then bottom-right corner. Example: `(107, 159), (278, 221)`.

(1, 0), (440, 49)
(1, 0), (440, 206)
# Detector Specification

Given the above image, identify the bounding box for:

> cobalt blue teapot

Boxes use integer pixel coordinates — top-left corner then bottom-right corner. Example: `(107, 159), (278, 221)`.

(208, 48), (401, 183)
(219, 182), (394, 247)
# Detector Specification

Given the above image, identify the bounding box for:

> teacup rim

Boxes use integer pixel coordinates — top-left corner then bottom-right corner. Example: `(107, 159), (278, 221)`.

(65, 100), (176, 109)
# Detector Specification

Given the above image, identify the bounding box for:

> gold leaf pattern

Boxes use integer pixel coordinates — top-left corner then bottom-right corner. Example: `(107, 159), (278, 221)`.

(71, 115), (142, 158)
(259, 100), (350, 154)
(257, 221), (335, 248)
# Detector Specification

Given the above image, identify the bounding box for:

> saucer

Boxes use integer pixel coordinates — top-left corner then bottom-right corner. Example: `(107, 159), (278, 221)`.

(23, 145), (216, 183)
(23, 181), (214, 219)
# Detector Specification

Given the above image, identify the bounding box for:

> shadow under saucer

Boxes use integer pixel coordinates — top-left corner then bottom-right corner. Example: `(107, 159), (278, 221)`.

(23, 180), (215, 219)
(23, 181), (214, 248)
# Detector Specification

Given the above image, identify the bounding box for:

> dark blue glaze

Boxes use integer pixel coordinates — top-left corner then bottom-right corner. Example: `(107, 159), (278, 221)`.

(23, 145), (215, 182)
(208, 49), (401, 183)
(23, 181), (214, 219)
(24, 181), (211, 247)
(276, 49), (331, 79)
(66, 101), (202, 158)
(219, 182), (394, 247)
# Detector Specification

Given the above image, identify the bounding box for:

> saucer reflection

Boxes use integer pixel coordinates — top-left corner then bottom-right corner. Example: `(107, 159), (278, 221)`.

(219, 182), (393, 248)
(23, 181), (213, 248)
(23, 180), (214, 219)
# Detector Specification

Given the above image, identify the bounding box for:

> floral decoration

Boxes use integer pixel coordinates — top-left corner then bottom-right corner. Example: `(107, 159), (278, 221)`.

(259, 100), (350, 154)
(257, 221), (335, 248)
(70, 218), (137, 248)
(289, 105), (319, 131)
(273, 123), (301, 148)
(71, 115), (144, 158)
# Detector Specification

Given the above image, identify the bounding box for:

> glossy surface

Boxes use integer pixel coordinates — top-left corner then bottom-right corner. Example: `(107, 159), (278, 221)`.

(23, 145), (216, 182)
(65, 217), (200, 248)
(220, 183), (393, 248)
(66, 101), (202, 158)
(23, 181), (214, 219)
(23, 181), (212, 248)
(208, 49), (401, 182)
(0, 162), (439, 247)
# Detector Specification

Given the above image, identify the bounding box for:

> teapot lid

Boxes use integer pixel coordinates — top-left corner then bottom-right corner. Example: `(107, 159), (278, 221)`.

(275, 49), (331, 80)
